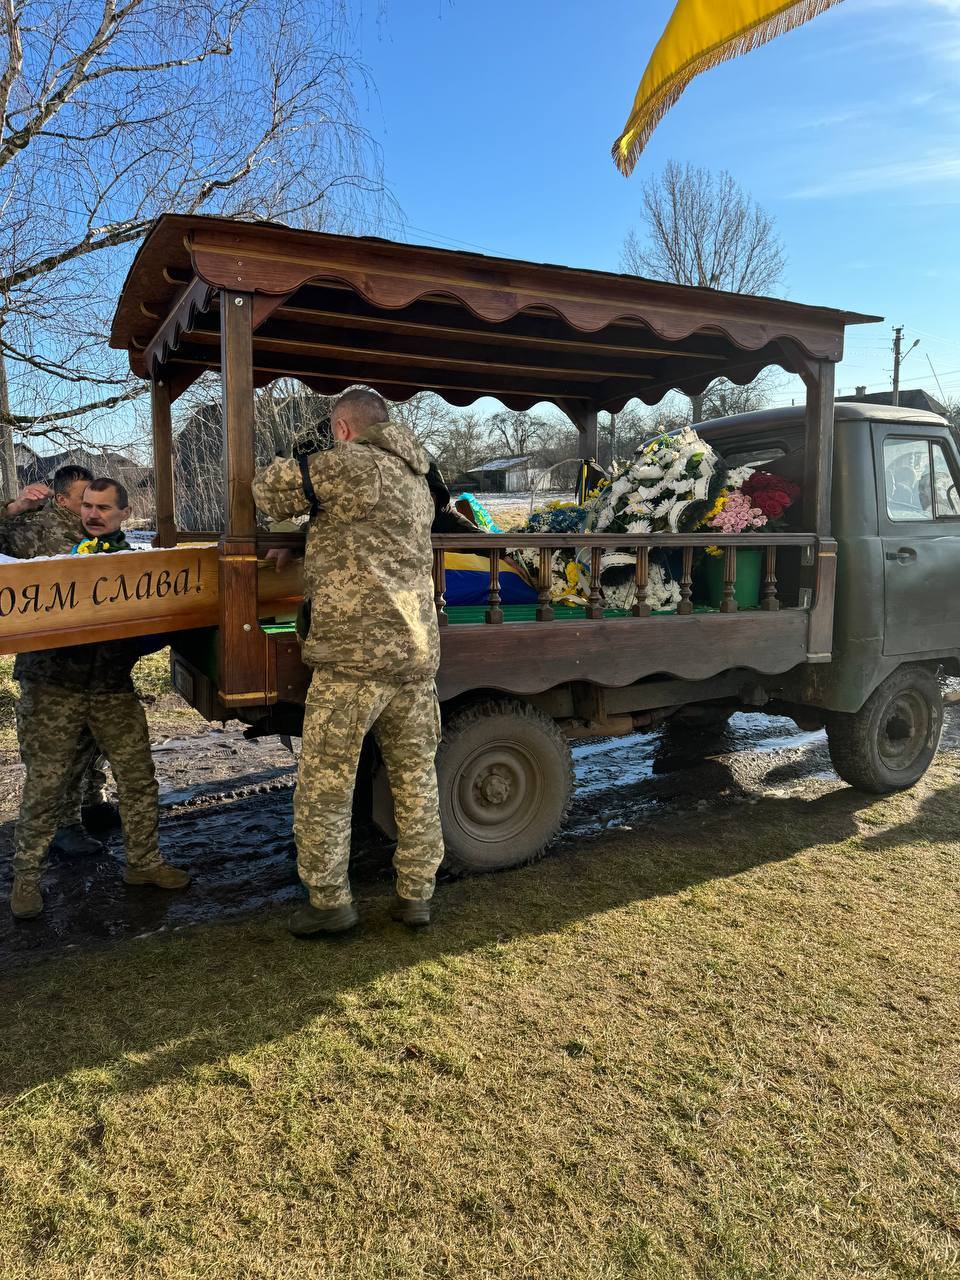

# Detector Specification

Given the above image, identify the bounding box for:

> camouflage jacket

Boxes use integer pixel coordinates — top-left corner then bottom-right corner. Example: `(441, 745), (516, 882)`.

(0, 502), (83, 558)
(10, 516), (144, 693)
(252, 420), (440, 681)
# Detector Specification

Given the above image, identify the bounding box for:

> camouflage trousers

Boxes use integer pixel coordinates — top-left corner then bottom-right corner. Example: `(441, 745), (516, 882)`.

(58, 731), (109, 826)
(295, 672), (444, 909)
(14, 680), (161, 876)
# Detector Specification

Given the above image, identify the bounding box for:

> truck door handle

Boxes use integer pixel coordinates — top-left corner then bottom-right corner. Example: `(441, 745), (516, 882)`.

(886, 547), (917, 564)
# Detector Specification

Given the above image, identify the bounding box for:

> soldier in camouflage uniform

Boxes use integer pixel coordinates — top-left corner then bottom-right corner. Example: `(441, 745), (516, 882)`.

(252, 387), (444, 936)
(1, 466), (115, 853)
(9, 478), (190, 920)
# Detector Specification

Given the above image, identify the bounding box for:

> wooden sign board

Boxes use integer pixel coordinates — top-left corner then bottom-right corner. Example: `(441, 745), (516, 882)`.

(0, 545), (303, 656)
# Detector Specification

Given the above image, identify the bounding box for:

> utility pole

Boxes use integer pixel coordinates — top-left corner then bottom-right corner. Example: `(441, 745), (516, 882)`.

(891, 326), (919, 407)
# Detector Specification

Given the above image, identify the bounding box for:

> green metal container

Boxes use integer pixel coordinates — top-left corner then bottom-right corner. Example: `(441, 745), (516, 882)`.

(702, 545), (763, 608)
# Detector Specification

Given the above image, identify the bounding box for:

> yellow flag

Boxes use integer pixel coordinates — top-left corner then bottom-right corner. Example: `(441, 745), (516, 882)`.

(612, 0), (845, 175)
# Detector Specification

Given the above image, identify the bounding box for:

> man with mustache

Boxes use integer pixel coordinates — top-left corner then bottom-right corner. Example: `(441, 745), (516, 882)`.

(9, 477), (189, 919)
(1, 464), (116, 856)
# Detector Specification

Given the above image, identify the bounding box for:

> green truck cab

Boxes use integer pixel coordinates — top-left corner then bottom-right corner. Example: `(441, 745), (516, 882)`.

(700, 402), (955, 787)
(709, 401), (957, 793)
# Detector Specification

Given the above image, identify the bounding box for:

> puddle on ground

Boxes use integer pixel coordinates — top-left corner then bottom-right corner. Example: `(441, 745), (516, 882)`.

(3, 708), (959, 970)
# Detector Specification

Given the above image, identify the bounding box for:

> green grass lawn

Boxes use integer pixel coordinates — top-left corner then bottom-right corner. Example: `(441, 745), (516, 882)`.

(2, 759), (960, 1279)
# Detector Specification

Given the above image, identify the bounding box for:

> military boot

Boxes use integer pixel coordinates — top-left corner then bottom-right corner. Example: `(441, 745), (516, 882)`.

(49, 824), (105, 859)
(11, 873), (43, 920)
(287, 902), (359, 938)
(82, 800), (122, 834)
(391, 895), (432, 928)
(123, 862), (191, 890)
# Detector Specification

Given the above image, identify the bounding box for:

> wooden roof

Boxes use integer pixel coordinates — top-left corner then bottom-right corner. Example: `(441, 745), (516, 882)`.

(109, 214), (880, 412)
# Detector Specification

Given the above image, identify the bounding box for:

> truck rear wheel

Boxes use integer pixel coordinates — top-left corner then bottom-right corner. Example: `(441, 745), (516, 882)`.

(825, 665), (943, 794)
(437, 699), (573, 873)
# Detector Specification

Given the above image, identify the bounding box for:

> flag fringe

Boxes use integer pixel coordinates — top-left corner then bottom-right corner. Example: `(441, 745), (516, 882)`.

(612, 0), (845, 175)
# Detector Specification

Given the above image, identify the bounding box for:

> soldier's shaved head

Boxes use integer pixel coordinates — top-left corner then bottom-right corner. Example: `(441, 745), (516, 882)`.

(332, 388), (388, 438)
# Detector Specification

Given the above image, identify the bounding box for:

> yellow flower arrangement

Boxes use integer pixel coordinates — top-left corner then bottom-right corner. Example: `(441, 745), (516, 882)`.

(699, 490), (729, 525)
(697, 491), (729, 556)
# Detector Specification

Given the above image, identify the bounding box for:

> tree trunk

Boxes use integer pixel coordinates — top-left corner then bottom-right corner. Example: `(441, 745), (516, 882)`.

(0, 343), (17, 503)
(689, 393), (704, 424)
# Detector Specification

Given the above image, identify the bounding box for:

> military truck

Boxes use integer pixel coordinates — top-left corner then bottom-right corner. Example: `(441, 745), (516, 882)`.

(7, 216), (955, 873)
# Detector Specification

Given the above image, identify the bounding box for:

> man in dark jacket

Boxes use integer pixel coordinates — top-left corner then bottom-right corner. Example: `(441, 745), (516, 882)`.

(1, 464), (116, 852)
(9, 478), (190, 920)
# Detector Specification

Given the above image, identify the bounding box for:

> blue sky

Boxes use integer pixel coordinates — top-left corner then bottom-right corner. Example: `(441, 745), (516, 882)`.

(355, 0), (960, 406)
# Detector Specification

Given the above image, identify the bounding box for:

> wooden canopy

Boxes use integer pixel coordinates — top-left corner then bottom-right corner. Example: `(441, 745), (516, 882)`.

(104, 214), (876, 709)
(110, 214), (878, 418)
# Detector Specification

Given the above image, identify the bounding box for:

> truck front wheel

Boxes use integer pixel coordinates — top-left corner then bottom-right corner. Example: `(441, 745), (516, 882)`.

(825, 665), (943, 794)
(437, 699), (573, 873)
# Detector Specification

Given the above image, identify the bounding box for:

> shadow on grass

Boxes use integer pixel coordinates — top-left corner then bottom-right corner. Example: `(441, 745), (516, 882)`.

(0, 773), (872, 1100)
(857, 778), (960, 853)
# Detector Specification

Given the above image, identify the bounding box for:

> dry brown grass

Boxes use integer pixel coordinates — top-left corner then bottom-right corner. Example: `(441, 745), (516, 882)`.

(2, 756), (960, 1278)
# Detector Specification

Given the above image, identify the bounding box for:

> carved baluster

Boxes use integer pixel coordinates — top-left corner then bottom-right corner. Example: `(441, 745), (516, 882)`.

(677, 545), (694, 614)
(721, 546), (738, 613)
(486, 548), (503, 624)
(536, 546), (555, 622)
(586, 545), (604, 619)
(433, 547), (448, 626)
(633, 545), (651, 617)
(762, 544), (779, 611)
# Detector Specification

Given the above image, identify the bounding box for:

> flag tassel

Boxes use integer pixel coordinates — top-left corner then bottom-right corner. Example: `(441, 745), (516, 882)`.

(613, 0), (844, 175)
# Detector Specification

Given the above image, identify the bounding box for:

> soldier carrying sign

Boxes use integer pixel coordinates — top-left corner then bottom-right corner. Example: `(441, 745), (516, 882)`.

(9, 478), (191, 920)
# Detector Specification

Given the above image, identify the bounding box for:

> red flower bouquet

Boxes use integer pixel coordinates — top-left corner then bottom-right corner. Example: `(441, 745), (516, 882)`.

(741, 470), (800, 522)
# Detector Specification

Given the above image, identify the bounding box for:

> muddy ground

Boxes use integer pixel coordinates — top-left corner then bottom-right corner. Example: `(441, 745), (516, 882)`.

(3, 700), (959, 970)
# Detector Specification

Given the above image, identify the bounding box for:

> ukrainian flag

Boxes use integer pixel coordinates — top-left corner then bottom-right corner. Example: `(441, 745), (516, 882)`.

(443, 552), (537, 606)
(613, 0), (845, 174)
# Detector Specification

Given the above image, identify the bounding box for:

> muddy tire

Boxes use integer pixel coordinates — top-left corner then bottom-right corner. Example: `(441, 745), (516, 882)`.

(437, 699), (573, 873)
(825, 665), (943, 794)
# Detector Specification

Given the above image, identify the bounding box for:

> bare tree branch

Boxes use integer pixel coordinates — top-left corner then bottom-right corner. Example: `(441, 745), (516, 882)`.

(621, 161), (786, 295)
(0, 217), (150, 292)
(5, 383), (146, 427)
(0, 0), (396, 489)
(621, 161), (786, 422)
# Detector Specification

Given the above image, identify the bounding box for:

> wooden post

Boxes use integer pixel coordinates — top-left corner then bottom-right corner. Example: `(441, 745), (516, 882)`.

(580, 407), (599, 464)
(558, 400), (599, 466)
(586, 546), (604, 619)
(536, 547), (555, 622)
(150, 377), (176, 548)
(762, 545), (779, 611)
(217, 289), (272, 706)
(221, 291), (256, 539)
(433, 547), (448, 626)
(803, 360), (836, 538)
(486, 549), (503, 624)
(632, 546), (651, 617)
(720, 546), (738, 613)
(678, 546), (694, 615)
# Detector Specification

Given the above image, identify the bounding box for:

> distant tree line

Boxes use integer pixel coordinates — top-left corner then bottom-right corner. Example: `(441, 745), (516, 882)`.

(171, 376), (775, 529)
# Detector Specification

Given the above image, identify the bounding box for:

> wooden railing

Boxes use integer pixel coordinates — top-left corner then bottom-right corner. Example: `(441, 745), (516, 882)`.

(429, 532), (819, 627)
